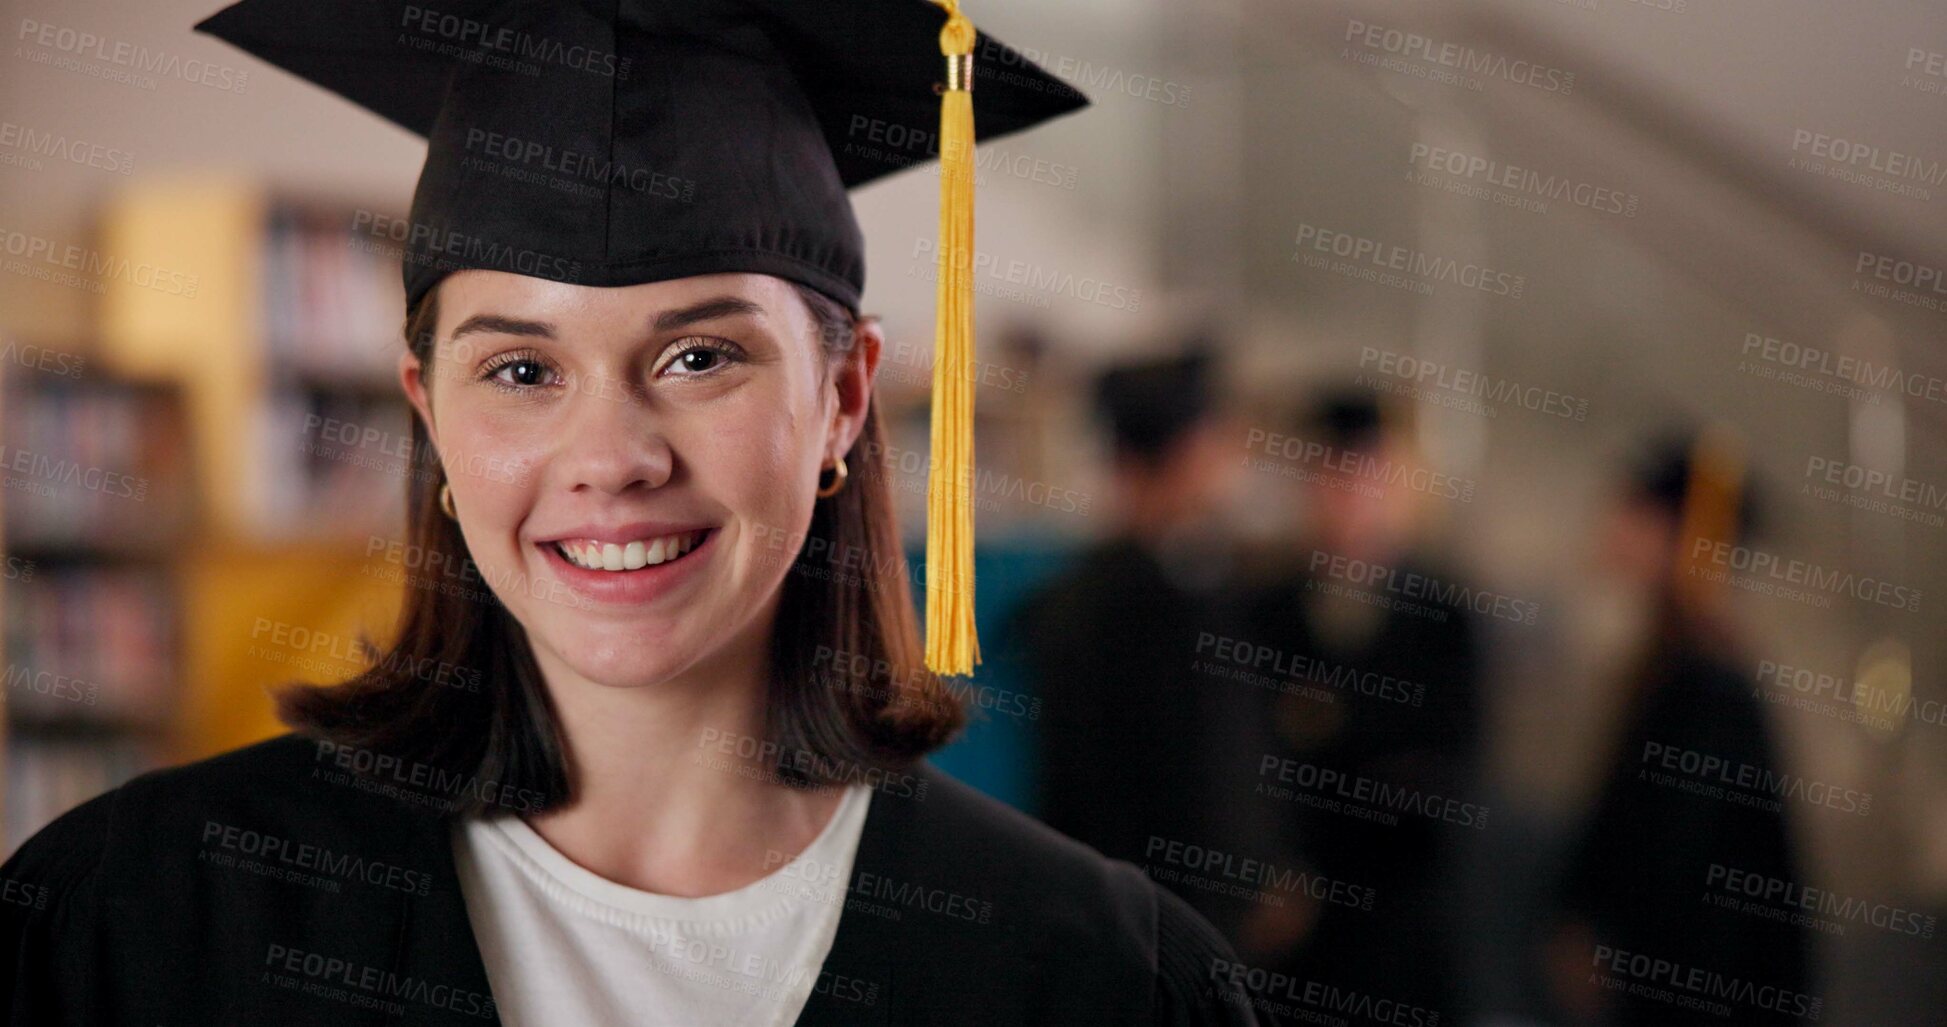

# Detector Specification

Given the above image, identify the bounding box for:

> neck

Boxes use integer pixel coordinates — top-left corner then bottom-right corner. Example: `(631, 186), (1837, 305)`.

(521, 613), (847, 897)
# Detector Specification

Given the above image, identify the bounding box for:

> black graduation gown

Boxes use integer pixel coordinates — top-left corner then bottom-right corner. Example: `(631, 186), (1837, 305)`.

(1241, 558), (1484, 1022)
(0, 733), (1258, 1025)
(1012, 537), (1274, 942)
(1559, 636), (1812, 1027)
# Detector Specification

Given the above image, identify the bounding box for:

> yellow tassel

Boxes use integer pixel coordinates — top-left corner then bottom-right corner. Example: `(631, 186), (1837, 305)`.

(925, 1), (981, 676)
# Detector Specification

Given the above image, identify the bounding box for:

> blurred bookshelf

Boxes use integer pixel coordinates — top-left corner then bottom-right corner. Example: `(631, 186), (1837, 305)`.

(1, 180), (412, 852)
(2, 370), (195, 850)
(100, 181), (412, 543)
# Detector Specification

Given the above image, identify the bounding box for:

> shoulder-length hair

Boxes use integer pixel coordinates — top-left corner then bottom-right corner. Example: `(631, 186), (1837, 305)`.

(278, 279), (965, 815)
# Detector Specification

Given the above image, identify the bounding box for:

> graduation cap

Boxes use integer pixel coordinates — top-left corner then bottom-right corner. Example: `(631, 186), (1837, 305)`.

(194, 0), (1090, 675)
(1303, 386), (1386, 454)
(1093, 345), (1220, 464)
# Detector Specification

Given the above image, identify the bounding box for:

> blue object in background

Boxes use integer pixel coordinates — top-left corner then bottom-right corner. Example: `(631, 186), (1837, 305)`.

(907, 538), (1077, 816)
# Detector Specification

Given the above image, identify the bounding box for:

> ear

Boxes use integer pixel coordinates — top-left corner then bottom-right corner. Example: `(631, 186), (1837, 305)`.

(826, 316), (883, 460)
(399, 348), (440, 452)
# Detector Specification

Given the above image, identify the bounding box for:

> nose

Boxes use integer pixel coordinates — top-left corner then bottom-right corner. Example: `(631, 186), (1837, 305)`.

(549, 371), (675, 496)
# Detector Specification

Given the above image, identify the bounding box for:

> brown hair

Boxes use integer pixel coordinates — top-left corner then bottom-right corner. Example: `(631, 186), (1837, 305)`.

(277, 280), (965, 815)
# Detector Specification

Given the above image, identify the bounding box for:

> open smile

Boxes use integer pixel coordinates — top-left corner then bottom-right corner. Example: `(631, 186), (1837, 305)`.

(535, 527), (719, 604)
(550, 530), (709, 572)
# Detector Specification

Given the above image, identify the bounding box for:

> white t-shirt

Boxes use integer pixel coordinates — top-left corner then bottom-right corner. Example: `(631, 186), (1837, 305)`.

(452, 785), (872, 1027)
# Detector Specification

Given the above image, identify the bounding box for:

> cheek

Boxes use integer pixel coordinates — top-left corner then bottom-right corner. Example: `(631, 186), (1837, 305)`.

(438, 411), (544, 539)
(688, 395), (820, 529)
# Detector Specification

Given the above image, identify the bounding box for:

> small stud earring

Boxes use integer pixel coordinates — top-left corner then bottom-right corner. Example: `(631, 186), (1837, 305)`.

(438, 481), (458, 520)
(816, 456), (849, 498)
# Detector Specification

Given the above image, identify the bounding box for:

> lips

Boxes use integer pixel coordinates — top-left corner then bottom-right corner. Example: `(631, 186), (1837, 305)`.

(533, 525), (719, 605)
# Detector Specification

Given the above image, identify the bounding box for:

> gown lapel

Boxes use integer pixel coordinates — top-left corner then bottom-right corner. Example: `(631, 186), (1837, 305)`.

(392, 780), (913, 1027)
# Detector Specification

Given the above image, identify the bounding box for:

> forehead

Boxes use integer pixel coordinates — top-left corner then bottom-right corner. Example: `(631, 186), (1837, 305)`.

(434, 270), (805, 334)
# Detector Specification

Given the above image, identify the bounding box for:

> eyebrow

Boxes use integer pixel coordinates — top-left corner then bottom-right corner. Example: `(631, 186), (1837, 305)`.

(446, 296), (765, 344)
(652, 296), (766, 333)
(449, 313), (555, 342)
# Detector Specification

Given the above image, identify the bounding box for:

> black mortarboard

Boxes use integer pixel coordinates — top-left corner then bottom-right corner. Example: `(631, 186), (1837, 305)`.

(1094, 345), (1219, 463)
(195, 0), (1090, 674)
(1303, 386), (1386, 453)
(193, 0), (1085, 312)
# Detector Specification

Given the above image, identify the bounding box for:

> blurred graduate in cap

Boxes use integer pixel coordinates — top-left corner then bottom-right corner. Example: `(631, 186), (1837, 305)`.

(1010, 343), (1270, 942)
(0, 2), (1256, 1024)
(1548, 428), (1811, 1027)
(1238, 387), (1484, 1022)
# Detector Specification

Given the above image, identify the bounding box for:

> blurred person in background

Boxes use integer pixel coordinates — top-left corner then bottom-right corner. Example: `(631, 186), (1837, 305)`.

(1240, 387), (1484, 1022)
(1548, 430), (1811, 1026)
(1011, 343), (1264, 938)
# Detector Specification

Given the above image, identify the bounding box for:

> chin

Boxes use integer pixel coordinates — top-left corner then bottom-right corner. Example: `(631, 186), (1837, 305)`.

(560, 647), (693, 691)
(521, 617), (696, 689)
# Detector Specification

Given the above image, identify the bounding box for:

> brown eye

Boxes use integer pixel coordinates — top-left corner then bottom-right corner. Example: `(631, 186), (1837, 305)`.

(660, 338), (745, 378)
(480, 354), (560, 391)
(501, 361), (549, 386)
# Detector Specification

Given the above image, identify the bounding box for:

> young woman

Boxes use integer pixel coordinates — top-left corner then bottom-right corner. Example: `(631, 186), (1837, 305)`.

(2, 1), (1258, 1024)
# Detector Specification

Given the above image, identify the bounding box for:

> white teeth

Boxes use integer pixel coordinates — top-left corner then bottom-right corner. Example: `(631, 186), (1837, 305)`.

(554, 531), (704, 572)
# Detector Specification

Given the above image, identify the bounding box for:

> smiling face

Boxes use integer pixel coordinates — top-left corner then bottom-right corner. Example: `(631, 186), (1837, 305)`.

(399, 271), (878, 696)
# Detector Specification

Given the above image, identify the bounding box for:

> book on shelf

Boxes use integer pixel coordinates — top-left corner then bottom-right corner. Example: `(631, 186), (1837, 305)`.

(1, 378), (193, 552)
(262, 202), (405, 387)
(2, 369), (191, 855)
